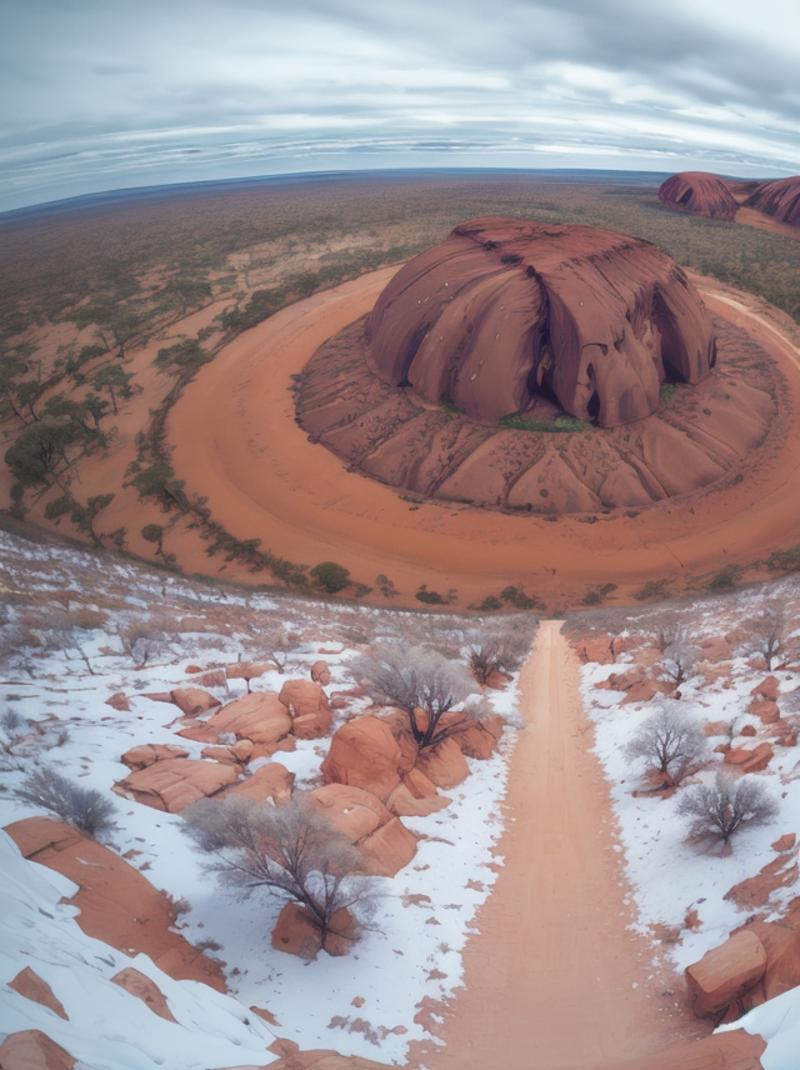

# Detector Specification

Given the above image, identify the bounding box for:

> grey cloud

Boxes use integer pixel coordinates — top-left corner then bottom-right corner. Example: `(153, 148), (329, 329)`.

(0, 0), (798, 211)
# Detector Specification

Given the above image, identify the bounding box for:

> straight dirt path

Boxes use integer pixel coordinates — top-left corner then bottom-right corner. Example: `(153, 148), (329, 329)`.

(424, 621), (704, 1070)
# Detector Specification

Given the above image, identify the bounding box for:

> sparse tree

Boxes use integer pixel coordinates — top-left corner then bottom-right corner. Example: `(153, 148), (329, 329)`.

(93, 364), (134, 415)
(183, 795), (373, 946)
(677, 772), (778, 848)
(624, 702), (708, 783)
(118, 619), (169, 669)
(745, 605), (785, 671)
(468, 623), (534, 685)
(14, 768), (116, 839)
(351, 644), (475, 748)
(661, 635), (700, 689)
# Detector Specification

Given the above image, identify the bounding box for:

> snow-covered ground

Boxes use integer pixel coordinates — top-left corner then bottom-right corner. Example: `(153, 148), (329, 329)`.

(578, 585), (800, 974)
(0, 526), (520, 1065)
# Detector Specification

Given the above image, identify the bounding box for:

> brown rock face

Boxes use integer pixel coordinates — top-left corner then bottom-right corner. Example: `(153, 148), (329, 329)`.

(111, 967), (177, 1022)
(0, 1030), (76, 1069)
(5, 817), (226, 991)
(657, 171), (740, 221)
(746, 177), (800, 227)
(114, 757), (238, 812)
(9, 967), (68, 1020)
(278, 679), (333, 739)
(685, 929), (767, 1017)
(366, 217), (716, 428)
(321, 716), (403, 801)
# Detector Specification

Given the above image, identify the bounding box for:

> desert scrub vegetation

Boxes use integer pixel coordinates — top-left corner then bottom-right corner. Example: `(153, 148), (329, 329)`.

(678, 772), (778, 850)
(14, 767), (116, 839)
(183, 794), (375, 951)
(624, 702), (708, 785)
(352, 643), (484, 749)
(467, 622), (535, 685)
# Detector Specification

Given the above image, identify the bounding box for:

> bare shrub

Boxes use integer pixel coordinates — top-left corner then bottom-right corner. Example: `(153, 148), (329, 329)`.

(351, 644), (475, 748)
(624, 702), (708, 783)
(183, 794), (373, 944)
(118, 619), (170, 668)
(661, 635), (700, 689)
(14, 767), (116, 839)
(677, 772), (779, 848)
(743, 605), (785, 670)
(468, 623), (534, 685)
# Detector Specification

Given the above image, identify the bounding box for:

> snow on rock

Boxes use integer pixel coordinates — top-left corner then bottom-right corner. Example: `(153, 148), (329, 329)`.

(0, 526), (519, 1065)
(718, 984), (800, 1070)
(0, 831), (279, 1069)
(576, 584), (800, 982)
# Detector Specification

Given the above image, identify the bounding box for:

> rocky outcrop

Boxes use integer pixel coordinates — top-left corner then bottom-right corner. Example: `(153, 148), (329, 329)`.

(299, 294), (774, 516)
(724, 742), (773, 773)
(278, 679), (333, 739)
(321, 716), (403, 801)
(111, 967), (176, 1022)
(121, 743), (190, 769)
(202, 691), (292, 746)
(311, 660), (332, 686)
(685, 929), (768, 1017)
(745, 177), (800, 227)
(9, 967), (68, 1020)
(658, 171), (740, 221)
(0, 1030), (76, 1069)
(271, 902), (357, 960)
(5, 817), (226, 990)
(114, 756), (238, 812)
(227, 762), (294, 804)
(170, 687), (220, 716)
(365, 217), (716, 429)
(307, 784), (417, 876)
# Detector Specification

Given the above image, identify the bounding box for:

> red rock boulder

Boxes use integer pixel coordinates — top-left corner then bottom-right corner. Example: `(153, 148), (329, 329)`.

(121, 743), (189, 769)
(204, 692), (292, 746)
(114, 758), (238, 812)
(170, 687), (220, 717)
(321, 716), (403, 801)
(271, 902), (357, 960)
(311, 660), (332, 686)
(415, 737), (469, 789)
(278, 679), (333, 739)
(0, 1030), (76, 1069)
(111, 967), (176, 1022)
(685, 929), (767, 1017)
(9, 967), (68, 1020)
(724, 743), (773, 773)
(307, 783), (416, 876)
(227, 762), (294, 805)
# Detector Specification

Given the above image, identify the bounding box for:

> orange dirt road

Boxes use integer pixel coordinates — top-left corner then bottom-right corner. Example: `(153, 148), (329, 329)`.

(424, 622), (704, 1070)
(169, 267), (800, 610)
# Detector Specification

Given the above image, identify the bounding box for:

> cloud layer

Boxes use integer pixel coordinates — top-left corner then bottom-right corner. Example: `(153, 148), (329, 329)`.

(2, 0), (799, 211)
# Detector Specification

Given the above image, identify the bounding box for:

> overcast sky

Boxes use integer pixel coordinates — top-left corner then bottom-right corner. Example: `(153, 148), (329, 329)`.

(1, 0), (799, 211)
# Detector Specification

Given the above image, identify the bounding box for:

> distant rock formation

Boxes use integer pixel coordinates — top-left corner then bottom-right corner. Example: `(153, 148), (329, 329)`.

(657, 171), (740, 220)
(365, 217), (716, 428)
(659, 170), (800, 229)
(745, 176), (800, 227)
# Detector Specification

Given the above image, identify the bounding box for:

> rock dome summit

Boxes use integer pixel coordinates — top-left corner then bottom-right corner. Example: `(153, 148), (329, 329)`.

(297, 217), (777, 515)
(365, 217), (717, 429)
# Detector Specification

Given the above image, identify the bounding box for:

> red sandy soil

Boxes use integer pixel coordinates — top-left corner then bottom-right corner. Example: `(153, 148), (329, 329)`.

(166, 266), (800, 610)
(735, 205), (800, 241)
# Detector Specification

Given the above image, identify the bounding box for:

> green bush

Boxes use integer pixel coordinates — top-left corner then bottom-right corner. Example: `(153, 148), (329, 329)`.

(310, 561), (351, 593)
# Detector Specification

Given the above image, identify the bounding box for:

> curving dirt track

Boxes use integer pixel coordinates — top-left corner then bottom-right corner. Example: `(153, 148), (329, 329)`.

(421, 622), (698, 1069)
(416, 623), (759, 1070)
(168, 267), (800, 610)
